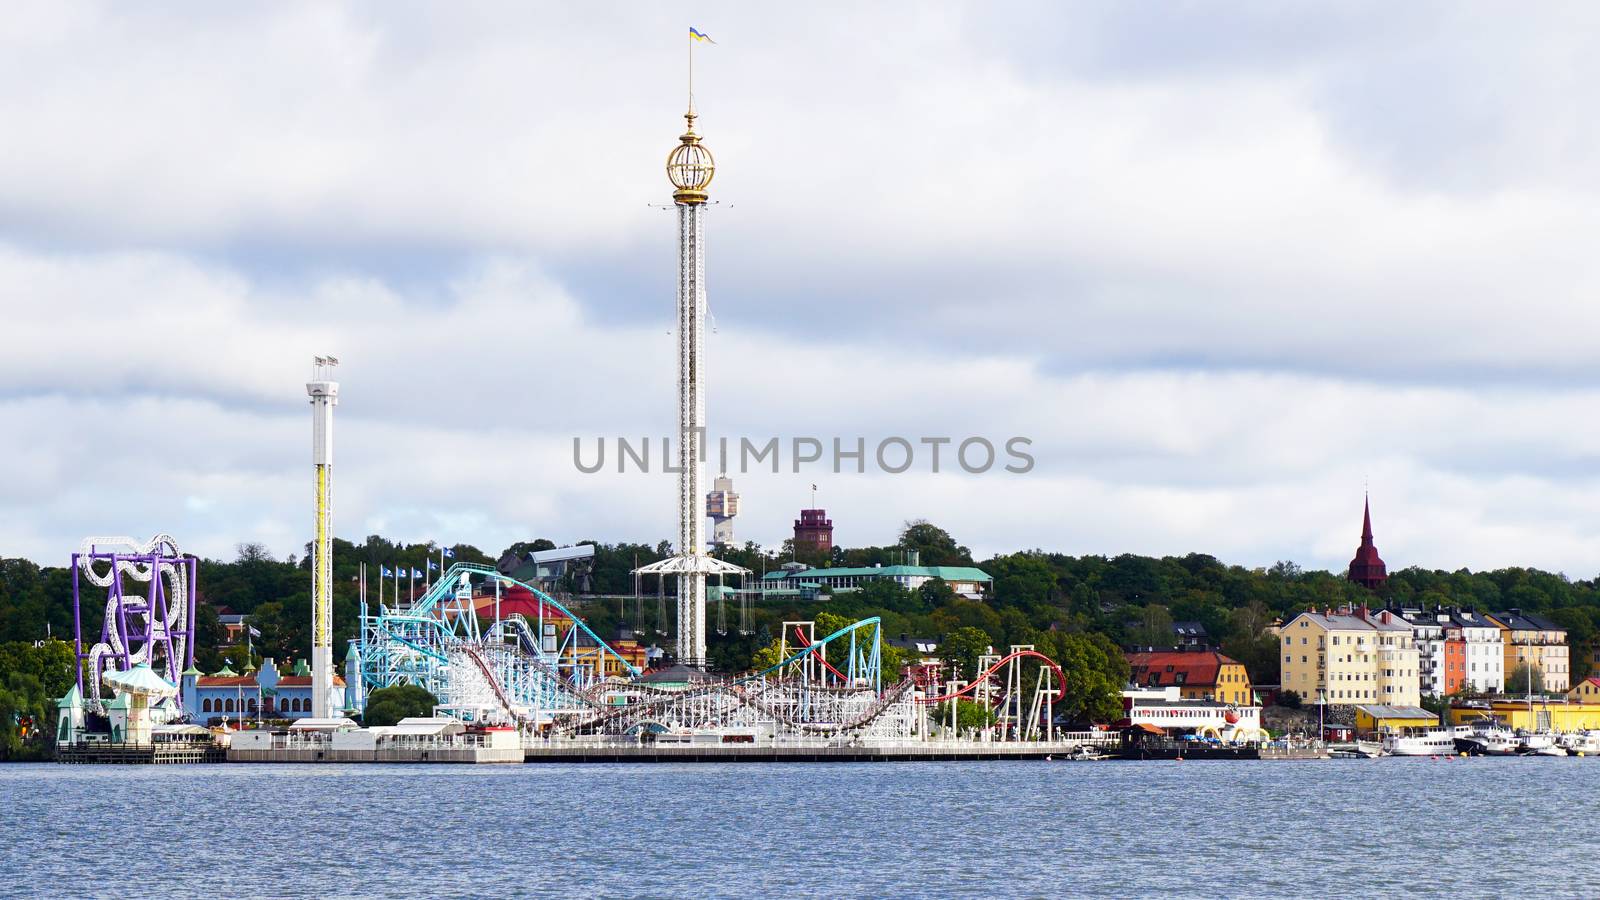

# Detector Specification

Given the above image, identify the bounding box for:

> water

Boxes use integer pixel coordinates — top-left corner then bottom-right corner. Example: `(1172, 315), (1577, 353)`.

(1, 758), (1596, 898)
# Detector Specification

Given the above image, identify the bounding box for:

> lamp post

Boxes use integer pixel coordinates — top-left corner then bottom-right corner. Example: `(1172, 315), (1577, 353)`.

(1316, 688), (1327, 741)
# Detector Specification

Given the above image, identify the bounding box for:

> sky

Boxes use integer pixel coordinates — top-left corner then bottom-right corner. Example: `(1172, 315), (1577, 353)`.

(4, 2), (1600, 575)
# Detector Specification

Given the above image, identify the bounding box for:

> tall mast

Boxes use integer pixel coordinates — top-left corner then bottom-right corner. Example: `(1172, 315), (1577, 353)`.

(667, 108), (712, 666)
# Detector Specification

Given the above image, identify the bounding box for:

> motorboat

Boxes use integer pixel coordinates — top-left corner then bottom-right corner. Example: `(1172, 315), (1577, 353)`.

(1517, 731), (1558, 753)
(1381, 728), (1459, 757)
(1559, 731), (1600, 755)
(1457, 720), (1520, 756)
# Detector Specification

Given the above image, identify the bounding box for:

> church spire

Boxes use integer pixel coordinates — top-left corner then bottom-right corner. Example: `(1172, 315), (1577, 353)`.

(1348, 493), (1388, 591)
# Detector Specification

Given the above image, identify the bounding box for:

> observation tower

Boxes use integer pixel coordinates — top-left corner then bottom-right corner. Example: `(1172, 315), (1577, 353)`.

(307, 356), (339, 717)
(633, 88), (747, 667)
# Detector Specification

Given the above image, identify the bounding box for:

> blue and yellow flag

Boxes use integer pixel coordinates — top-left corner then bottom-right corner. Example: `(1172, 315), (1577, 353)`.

(689, 27), (716, 44)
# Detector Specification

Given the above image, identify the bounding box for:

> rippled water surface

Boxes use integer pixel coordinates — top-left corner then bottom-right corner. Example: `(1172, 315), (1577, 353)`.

(2, 758), (1597, 898)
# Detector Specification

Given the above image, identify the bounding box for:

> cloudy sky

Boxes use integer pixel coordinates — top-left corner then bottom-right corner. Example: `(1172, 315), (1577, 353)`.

(3, 2), (1599, 575)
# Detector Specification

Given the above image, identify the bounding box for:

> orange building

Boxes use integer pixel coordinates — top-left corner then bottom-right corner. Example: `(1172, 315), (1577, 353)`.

(1441, 638), (1467, 695)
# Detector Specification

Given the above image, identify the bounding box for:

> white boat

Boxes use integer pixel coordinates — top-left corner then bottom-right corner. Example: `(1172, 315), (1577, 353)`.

(1458, 721), (1521, 756)
(1517, 731), (1558, 753)
(1381, 729), (1459, 757)
(1527, 744), (1568, 757)
(1559, 731), (1600, 755)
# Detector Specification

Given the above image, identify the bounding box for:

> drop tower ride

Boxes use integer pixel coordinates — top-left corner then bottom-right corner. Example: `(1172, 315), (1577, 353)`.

(307, 356), (339, 717)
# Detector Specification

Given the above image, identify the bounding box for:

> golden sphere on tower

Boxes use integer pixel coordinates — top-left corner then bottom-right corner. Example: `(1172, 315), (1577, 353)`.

(667, 112), (714, 205)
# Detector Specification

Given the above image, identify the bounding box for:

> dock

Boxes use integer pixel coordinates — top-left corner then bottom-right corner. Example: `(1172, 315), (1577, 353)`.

(225, 723), (523, 763)
(523, 738), (1108, 763)
(57, 743), (226, 764)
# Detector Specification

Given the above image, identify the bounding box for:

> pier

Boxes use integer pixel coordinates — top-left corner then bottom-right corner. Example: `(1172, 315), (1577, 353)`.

(524, 739), (1102, 763)
(57, 742), (225, 764)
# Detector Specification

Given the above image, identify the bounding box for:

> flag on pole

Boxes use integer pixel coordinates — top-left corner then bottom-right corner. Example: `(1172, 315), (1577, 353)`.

(381, 566), (392, 577)
(689, 26), (716, 43)
(442, 547), (456, 559)
(412, 568), (423, 579)
(428, 560), (438, 572)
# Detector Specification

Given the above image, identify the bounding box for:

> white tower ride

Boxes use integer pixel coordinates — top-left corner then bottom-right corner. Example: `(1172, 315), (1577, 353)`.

(632, 98), (748, 667)
(307, 356), (339, 718)
(707, 475), (739, 548)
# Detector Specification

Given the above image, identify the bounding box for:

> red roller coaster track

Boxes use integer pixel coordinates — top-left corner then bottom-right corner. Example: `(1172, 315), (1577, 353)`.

(917, 649), (1067, 707)
(788, 624), (853, 684)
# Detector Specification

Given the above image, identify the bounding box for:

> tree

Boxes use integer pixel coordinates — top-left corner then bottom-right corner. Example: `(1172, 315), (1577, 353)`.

(362, 684), (440, 726)
(984, 552), (1058, 611)
(0, 640), (75, 760)
(938, 698), (996, 733)
(1038, 631), (1128, 725)
(1507, 661), (1545, 695)
(917, 577), (956, 609)
(749, 639), (784, 672)
(939, 627), (992, 681)
(1128, 604), (1175, 649)
(898, 520), (973, 566)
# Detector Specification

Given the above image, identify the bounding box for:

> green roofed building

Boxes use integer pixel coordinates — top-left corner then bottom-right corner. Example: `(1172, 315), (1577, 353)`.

(761, 564), (991, 601)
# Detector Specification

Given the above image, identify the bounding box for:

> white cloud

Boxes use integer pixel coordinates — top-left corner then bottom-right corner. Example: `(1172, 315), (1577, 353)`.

(3, 4), (1599, 577)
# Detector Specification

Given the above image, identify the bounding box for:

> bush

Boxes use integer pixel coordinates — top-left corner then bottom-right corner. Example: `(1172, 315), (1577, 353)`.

(362, 684), (439, 726)
(1279, 689), (1302, 710)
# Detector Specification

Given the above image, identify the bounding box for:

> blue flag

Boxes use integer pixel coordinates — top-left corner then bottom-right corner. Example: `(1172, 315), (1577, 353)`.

(442, 547), (456, 559)
(380, 566), (392, 577)
(428, 560), (438, 571)
(412, 568), (423, 579)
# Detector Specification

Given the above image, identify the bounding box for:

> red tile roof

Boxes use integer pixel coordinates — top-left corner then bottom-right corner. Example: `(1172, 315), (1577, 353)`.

(275, 675), (347, 687)
(1125, 650), (1245, 689)
(197, 675), (258, 688)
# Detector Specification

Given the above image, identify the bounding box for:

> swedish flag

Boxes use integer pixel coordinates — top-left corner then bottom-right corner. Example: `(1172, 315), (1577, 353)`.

(689, 27), (715, 44)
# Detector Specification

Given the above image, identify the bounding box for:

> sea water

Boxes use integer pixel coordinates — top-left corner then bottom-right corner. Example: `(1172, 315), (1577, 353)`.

(1, 758), (1596, 898)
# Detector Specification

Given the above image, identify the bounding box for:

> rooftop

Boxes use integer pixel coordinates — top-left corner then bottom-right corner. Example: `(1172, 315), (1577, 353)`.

(1354, 704), (1437, 720)
(1489, 610), (1566, 633)
(1126, 650), (1246, 689)
(766, 564), (992, 582)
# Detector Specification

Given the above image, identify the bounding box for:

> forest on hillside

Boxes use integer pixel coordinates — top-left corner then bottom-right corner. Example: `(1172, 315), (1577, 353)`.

(4, 520), (1598, 691)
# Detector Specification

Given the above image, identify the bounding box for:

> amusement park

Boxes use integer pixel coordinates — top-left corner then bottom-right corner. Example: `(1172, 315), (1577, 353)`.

(38, 36), (1291, 766)
(42, 83), (1105, 766)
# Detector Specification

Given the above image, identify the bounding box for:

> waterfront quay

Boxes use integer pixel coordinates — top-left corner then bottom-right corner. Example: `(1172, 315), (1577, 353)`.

(226, 720), (523, 764)
(57, 741), (225, 765)
(523, 737), (1110, 763)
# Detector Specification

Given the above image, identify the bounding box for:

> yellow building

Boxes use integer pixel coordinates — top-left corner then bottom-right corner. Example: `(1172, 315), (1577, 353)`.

(1449, 700), (1600, 732)
(1355, 705), (1439, 734)
(1279, 607), (1420, 707)
(1567, 677), (1600, 702)
(1487, 611), (1569, 693)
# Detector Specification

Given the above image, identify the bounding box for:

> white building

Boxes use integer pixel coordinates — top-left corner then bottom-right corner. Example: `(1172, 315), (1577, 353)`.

(1395, 608), (1449, 697)
(1122, 686), (1262, 738)
(1393, 607), (1505, 697)
(1447, 610), (1505, 694)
